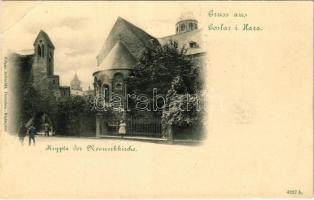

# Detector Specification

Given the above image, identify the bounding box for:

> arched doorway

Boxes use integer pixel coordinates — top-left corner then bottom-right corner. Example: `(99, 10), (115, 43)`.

(102, 84), (110, 102)
(25, 112), (54, 135)
(112, 73), (124, 95)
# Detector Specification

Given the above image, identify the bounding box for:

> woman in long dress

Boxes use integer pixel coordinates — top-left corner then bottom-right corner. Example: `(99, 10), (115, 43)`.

(118, 120), (126, 135)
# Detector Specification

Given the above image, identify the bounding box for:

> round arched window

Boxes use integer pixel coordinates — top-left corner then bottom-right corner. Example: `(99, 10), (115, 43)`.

(102, 84), (109, 102)
(113, 73), (124, 91)
(189, 23), (194, 30)
(37, 45), (41, 56)
(115, 82), (123, 90)
(180, 24), (185, 31)
(48, 52), (52, 62)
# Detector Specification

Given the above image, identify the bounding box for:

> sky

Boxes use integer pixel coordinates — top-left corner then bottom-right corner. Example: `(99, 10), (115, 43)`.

(1, 1), (204, 90)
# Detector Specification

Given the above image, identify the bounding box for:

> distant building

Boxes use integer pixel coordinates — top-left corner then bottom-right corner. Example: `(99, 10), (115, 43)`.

(70, 75), (94, 96)
(70, 74), (83, 96)
(70, 74), (82, 91)
(93, 12), (205, 137)
(8, 30), (70, 133)
(158, 12), (204, 66)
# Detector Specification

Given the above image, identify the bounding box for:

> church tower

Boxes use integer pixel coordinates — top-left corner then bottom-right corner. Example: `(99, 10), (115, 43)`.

(176, 12), (198, 34)
(32, 30), (55, 83)
(70, 74), (82, 91)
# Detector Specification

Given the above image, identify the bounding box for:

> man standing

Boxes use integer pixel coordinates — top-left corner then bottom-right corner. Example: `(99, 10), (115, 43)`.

(44, 122), (50, 137)
(18, 122), (27, 145)
(28, 124), (36, 146)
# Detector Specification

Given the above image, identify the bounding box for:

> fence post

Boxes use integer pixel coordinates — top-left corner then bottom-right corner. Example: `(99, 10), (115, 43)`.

(165, 125), (174, 144)
(96, 113), (103, 137)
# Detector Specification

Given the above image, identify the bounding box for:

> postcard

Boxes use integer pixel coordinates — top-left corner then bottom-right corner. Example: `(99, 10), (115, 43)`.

(0, 1), (313, 198)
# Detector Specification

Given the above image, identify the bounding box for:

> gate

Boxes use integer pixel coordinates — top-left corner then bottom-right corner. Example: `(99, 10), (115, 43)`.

(126, 115), (162, 138)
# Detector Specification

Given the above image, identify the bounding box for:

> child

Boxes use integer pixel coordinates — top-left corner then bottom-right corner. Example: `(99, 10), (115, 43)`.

(118, 120), (126, 135)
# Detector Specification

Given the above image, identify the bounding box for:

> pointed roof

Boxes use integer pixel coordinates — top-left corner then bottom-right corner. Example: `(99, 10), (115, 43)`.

(73, 74), (79, 81)
(97, 17), (159, 65)
(177, 11), (196, 23)
(71, 74), (81, 84)
(98, 41), (136, 71)
(33, 30), (55, 49)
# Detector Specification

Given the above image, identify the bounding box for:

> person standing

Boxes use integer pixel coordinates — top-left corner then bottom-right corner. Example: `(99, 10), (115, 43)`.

(28, 124), (36, 146)
(18, 122), (27, 145)
(44, 122), (50, 137)
(118, 120), (126, 135)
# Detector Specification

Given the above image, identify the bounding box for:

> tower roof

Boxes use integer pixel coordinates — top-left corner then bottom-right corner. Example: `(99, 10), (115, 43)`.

(71, 74), (81, 85)
(73, 74), (79, 81)
(33, 30), (55, 49)
(98, 41), (136, 71)
(177, 11), (196, 23)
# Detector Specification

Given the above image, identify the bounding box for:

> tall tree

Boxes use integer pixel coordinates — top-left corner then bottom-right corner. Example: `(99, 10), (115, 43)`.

(127, 41), (203, 133)
(127, 41), (200, 96)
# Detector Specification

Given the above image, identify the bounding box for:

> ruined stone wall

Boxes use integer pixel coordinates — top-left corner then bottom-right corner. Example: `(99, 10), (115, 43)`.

(7, 54), (33, 133)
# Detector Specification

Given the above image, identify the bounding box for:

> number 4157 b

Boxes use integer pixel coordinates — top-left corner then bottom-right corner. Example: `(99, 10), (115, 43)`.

(287, 189), (303, 195)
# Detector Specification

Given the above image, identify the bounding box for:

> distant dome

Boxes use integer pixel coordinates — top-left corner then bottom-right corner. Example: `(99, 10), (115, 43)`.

(70, 74), (82, 91)
(71, 74), (80, 84)
(177, 11), (196, 23)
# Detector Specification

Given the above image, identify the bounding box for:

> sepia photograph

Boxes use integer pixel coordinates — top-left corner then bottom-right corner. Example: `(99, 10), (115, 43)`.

(5, 3), (205, 145)
(0, 1), (313, 198)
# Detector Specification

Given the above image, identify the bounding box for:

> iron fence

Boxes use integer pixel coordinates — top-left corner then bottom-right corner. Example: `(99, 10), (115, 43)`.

(126, 115), (162, 138)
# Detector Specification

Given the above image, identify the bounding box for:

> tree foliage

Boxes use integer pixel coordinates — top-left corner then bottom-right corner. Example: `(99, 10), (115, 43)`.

(161, 76), (204, 128)
(127, 41), (203, 129)
(127, 41), (200, 96)
(56, 95), (95, 136)
(22, 85), (55, 127)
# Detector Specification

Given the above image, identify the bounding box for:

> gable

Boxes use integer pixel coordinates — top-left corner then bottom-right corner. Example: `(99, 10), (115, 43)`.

(96, 17), (159, 66)
(33, 30), (55, 49)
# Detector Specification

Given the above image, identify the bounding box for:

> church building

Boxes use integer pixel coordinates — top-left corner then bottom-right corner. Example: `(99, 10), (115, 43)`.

(93, 12), (205, 137)
(70, 74), (84, 96)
